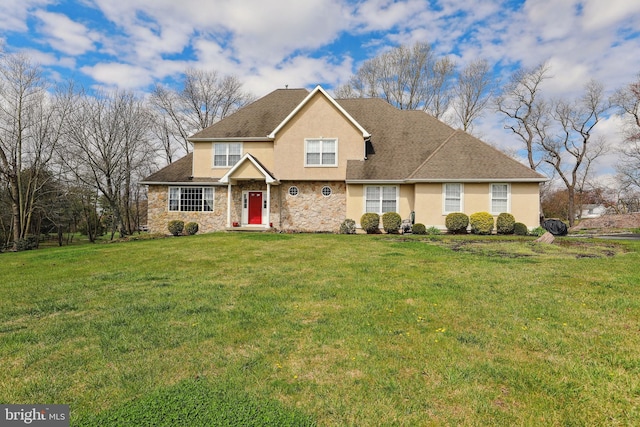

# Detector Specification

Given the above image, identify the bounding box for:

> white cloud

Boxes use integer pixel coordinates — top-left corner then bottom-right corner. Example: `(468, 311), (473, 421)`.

(581, 0), (640, 31)
(0, 0), (50, 32)
(34, 10), (99, 55)
(80, 62), (156, 89)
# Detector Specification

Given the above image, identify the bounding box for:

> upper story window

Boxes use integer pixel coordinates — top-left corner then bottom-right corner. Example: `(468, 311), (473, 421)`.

(169, 187), (214, 212)
(490, 183), (510, 214)
(365, 186), (397, 214)
(213, 143), (242, 167)
(443, 183), (463, 214)
(305, 138), (337, 167)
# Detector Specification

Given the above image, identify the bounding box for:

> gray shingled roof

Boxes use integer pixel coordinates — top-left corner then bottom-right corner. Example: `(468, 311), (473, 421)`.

(407, 130), (544, 181)
(189, 88), (309, 139)
(141, 153), (220, 184)
(143, 88), (546, 184)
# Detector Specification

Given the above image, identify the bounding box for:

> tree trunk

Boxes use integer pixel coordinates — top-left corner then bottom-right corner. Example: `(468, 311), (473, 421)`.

(567, 187), (576, 227)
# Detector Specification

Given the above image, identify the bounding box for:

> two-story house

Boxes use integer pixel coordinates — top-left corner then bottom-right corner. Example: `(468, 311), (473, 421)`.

(141, 85), (546, 233)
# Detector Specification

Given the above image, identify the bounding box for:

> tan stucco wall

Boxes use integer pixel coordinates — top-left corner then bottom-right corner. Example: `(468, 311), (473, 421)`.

(347, 182), (541, 230)
(510, 183), (542, 228)
(346, 184), (415, 225)
(413, 182), (541, 229)
(232, 159), (265, 180)
(192, 143), (211, 177)
(192, 141), (274, 178)
(413, 183), (442, 227)
(274, 93), (364, 181)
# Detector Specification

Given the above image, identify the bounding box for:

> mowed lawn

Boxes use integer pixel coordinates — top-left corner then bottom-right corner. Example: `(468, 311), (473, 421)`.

(1, 233), (639, 426)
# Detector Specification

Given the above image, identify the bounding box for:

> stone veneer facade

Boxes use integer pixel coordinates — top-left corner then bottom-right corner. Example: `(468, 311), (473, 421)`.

(147, 181), (347, 234)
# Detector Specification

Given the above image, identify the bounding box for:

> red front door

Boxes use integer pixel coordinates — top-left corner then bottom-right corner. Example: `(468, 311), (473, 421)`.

(248, 192), (263, 224)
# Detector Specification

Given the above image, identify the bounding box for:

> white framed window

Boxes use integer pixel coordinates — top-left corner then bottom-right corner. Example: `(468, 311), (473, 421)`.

(443, 183), (463, 214)
(490, 183), (510, 214)
(305, 138), (337, 166)
(213, 143), (242, 167)
(168, 187), (214, 212)
(321, 186), (332, 197)
(288, 186), (299, 196)
(365, 186), (397, 214)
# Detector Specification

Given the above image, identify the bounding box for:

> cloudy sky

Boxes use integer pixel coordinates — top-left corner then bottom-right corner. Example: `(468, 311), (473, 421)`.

(2, 0), (640, 177)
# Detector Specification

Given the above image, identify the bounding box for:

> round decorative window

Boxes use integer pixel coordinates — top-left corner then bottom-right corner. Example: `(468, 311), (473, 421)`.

(321, 186), (332, 197)
(288, 186), (299, 196)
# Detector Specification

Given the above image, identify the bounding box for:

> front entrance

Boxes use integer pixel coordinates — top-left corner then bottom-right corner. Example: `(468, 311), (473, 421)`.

(242, 191), (266, 225)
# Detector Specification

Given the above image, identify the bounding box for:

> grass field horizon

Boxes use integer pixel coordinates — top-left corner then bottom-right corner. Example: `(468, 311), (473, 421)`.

(1, 233), (639, 425)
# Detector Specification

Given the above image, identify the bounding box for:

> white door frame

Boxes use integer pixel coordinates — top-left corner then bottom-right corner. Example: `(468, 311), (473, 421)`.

(242, 190), (267, 225)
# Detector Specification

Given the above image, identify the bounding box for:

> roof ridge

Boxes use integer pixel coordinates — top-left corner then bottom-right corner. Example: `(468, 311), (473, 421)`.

(407, 129), (460, 180)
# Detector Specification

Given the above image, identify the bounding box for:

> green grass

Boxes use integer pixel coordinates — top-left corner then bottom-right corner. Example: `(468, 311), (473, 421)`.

(1, 233), (639, 426)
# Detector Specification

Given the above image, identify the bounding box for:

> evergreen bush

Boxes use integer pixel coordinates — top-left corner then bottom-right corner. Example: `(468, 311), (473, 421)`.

(185, 222), (199, 235)
(514, 222), (529, 236)
(360, 213), (380, 234)
(168, 220), (184, 236)
(469, 212), (494, 235)
(496, 213), (516, 234)
(381, 212), (402, 234)
(412, 223), (427, 235)
(445, 212), (469, 234)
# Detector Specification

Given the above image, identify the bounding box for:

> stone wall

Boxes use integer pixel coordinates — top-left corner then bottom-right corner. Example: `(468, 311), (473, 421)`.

(278, 181), (346, 232)
(147, 185), (227, 234)
(146, 181), (347, 234)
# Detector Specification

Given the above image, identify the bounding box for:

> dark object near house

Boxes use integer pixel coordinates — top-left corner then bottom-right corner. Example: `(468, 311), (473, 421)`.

(542, 219), (568, 236)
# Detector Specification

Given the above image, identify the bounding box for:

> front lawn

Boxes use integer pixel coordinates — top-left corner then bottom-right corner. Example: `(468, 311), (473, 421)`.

(1, 234), (638, 425)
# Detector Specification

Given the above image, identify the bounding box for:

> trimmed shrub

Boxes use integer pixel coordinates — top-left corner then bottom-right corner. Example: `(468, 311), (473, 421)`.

(360, 213), (380, 234)
(185, 222), (199, 235)
(168, 220), (184, 236)
(469, 212), (494, 235)
(426, 226), (442, 235)
(445, 212), (469, 234)
(412, 223), (427, 235)
(339, 219), (356, 234)
(382, 212), (402, 234)
(496, 213), (516, 234)
(514, 222), (529, 236)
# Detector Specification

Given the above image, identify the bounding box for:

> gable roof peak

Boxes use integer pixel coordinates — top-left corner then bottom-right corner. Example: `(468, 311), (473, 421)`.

(268, 85), (371, 139)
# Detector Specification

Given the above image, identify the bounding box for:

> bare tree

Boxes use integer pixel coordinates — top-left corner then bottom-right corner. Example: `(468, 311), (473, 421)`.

(611, 73), (640, 190)
(0, 53), (73, 249)
(150, 69), (254, 160)
(539, 80), (609, 225)
(453, 59), (494, 132)
(64, 90), (154, 238)
(496, 62), (551, 170)
(333, 42), (456, 119)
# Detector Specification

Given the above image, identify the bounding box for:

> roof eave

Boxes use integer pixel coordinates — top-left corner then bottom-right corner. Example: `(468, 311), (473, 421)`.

(346, 179), (408, 184)
(407, 177), (549, 183)
(139, 181), (224, 186)
(188, 137), (274, 142)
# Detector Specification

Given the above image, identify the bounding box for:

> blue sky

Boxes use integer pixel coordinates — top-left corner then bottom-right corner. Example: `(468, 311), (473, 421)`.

(2, 0), (640, 177)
